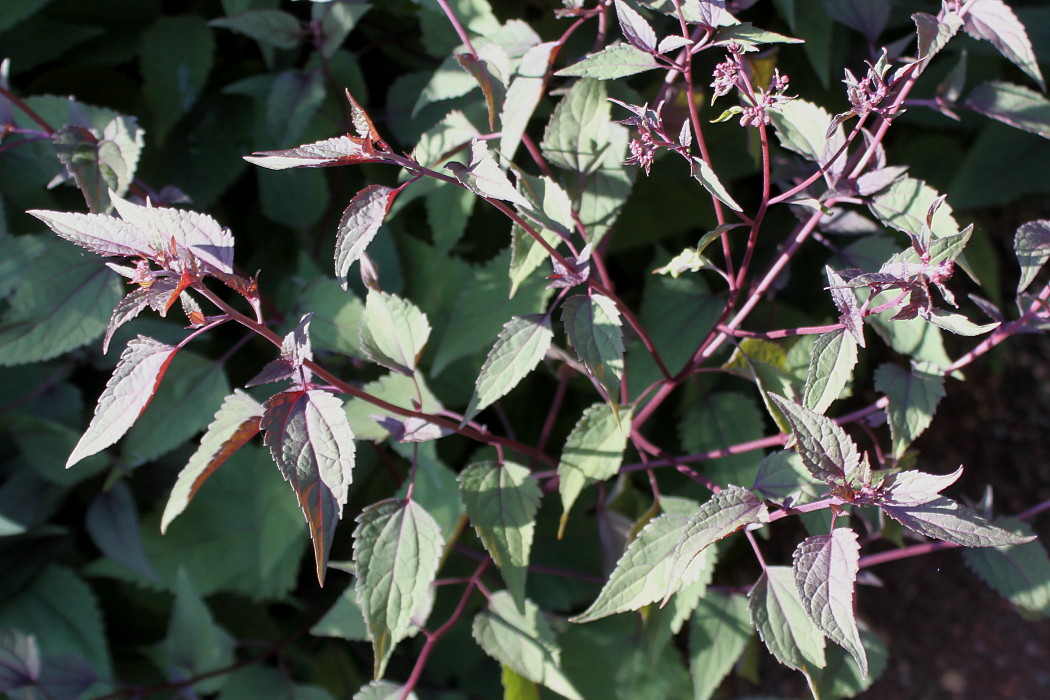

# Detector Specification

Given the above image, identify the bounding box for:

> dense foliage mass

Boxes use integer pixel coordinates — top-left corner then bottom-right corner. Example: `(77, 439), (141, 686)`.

(2, 1), (1050, 698)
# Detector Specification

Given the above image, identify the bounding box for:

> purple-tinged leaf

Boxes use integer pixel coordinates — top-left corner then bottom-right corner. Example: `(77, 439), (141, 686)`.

(881, 496), (1036, 547)
(855, 165), (907, 197)
(86, 480), (160, 583)
(963, 0), (1044, 92)
(925, 309), (999, 336)
(802, 329), (858, 416)
(354, 499), (444, 678)
(793, 528), (866, 677)
(687, 0), (735, 28)
(658, 35), (692, 53)
(244, 134), (383, 170)
(110, 193), (235, 275)
(500, 42), (556, 161)
(880, 466), (963, 506)
(913, 12), (963, 69)
(36, 655), (98, 700)
(246, 358), (297, 388)
(968, 293), (1004, 323)
(370, 416), (452, 443)
(873, 362), (944, 457)
(768, 394), (862, 486)
(963, 518), (1050, 618)
(445, 139), (531, 208)
(1014, 220), (1050, 293)
(161, 390), (264, 533)
(67, 336), (178, 468)
(460, 461), (541, 610)
(614, 0), (657, 53)
(359, 289), (431, 375)
(554, 43), (662, 80)
(0, 629), (39, 691)
(464, 314), (553, 424)
(345, 89), (387, 150)
(965, 81), (1050, 140)
(102, 277), (182, 354)
(562, 293), (624, 399)
(52, 126), (119, 214)
(823, 0), (888, 42)
(262, 388), (356, 585)
(28, 209), (154, 258)
(455, 52), (507, 132)
(664, 486), (768, 602)
(749, 566), (826, 672)
(826, 267), (865, 347)
(711, 22), (802, 47)
(335, 185), (397, 289)
(548, 248), (591, 288)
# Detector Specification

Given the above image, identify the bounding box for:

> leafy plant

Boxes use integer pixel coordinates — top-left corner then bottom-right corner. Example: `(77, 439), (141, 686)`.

(2, 1), (1050, 698)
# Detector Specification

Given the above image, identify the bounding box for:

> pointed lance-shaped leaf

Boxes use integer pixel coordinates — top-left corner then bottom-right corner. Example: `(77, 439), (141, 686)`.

(459, 461), (540, 611)
(689, 591), (752, 700)
(335, 185), (397, 290)
(613, 0), (657, 52)
(244, 134), (385, 170)
(663, 486), (768, 603)
(455, 52), (507, 131)
(802, 328), (858, 416)
(102, 279), (180, 354)
(557, 403), (633, 535)
(472, 592), (583, 700)
(963, 0), (1045, 92)
(879, 466), (963, 506)
(749, 566), (826, 672)
(359, 289), (431, 375)
(690, 157), (743, 212)
(572, 509), (715, 622)
(161, 390), (264, 533)
(963, 517), (1050, 618)
(354, 499), (444, 679)
(826, 266), (865, 347)
(445, 139), (531, 208)
(793, 528), (867, 677)
(463, 314), (553, 424)
(768, 394), (862, 486)
(561, 293), (624, 399)
(964, 81), (1050, 140)
(86, 480), (161, 583)
(261, 388), (356, 584)
(1014, 220), (1050, 294)
(879, 496), (1036, 547)
(67, 336), (179, 468)
(554, 43), (662, 80)
(28, 208), (155, 259)
(874, 362), (945, 458)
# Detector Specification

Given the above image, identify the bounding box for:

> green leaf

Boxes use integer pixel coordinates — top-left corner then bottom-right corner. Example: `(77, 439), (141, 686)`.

(557, 403), (633, 532)
(690, 157), (742, 211)
(0, 566), (111, 681)
(343, 371), (443, 442)
(868, 177), (959, 239)
(393, 443), (464, 543)
(749, 566), (826, 672)
(712, 22), (803, 46)
(158, 570), (235, 693)
(261, 388), (356, 585)
(501, 664), (541, 700)
(723, 339), (799, 431)
(0, 237), (122, 366)
(555, 43), (661, 80)
(312, 0), (371, 57)
(679, 392), (765, 488)
(689, 592), (752, 700)
(446, 139), (530, 208)
(562, 293), (624, 399)
(218, 667), (338, 700)
(753, 449), (825, 507)
(500, 42), (556, 160)
(571, 508), (714, 622)
(86, 480), (160, 583)
(141, 15), (215, 144)
(459, 461), (541, 610)
(0, 0), (53, 33)
(161, 390), (264, 533)
(963, 518), (1050, 618)
(259, 167), (329, 230)
(808, 624), (888, 698)
(924, 309), (999, 336)
(1014, 220), (1050, 293)
(210, 9), (302, 50)
(311, 583), (369, 640)
(768, 394), (862, 486)
(123, 352), (230, 465)
(540, 79), (612, 175)
(464, 314), (553, 423)
(335, 185), (398, 289)
(68, 336), (178, 468)
(802, 329), (858, 415)
(472, 591), (582, 700)
(665, 486), (768, 600)
(354, 499), (444, 678)
(360, 289), (431, 375)
(873, 362), (944, 458)
(296, 276), (365, 357)
(353, 681), (420, 700)
(456, 50), (509, 131)
(769, 98), (840, 165)
(266, 69), (326, 145)
(639, 273), (723, 374)
(792, 528), (866, 677)
(426, 181), (475, 256)
(879, 496), (1036, 547)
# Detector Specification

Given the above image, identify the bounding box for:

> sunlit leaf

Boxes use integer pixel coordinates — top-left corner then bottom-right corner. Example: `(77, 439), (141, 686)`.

(826, 266), (865, 347)
(161, 390), (264, 533)
(963, 0), (1044, 92)
(689, 592), (751, 700)
(1014, 220), (1050, 293)
(360, 289), (431, 375)
(792, 528), (866, 677)
(557, 403), (633, 532)
(925, 309), (999, 336)
(880, 496), (1036, 547)
(245, 135), (384, 170)
(613, 0), (657, 52)
(335, 185), (397, 289)
(768, 394), (862, 485)
(555, 43), (661, 80)
(562, 293), (624, 399)
(446, 139), (530, 208)
(110, 193), (235, 274)
(500, 42), (556, 160)
(353, 680), (420, 700)
(690, 157), (742, 211)
(472, 592), (582, 700)
(802, 329), (857, 415)
(464, 314), (553, 423)
(354, 499), (443, 678)
(880, 466), (963, 505)
(262, 388), (356, 584)
(540, 78), (612, 175)
(67, 336), (178, 468)
(460, 461), (540, 610)
(914, 11), (962, 67)
(749, 566), (826, 671)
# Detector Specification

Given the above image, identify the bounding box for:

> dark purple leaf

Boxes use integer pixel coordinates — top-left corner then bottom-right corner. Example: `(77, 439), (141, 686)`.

(86, 480), (161, 583)
(963, 0), (1044, 92)
(855, 165), (907, 197)
(913, 12), (962, 68)
(246, 358), (296, 387)
(455, 53), (507, 131)
(0, 630), (39, 691)
(37, 655), (97, 700)
(549, 248), (591, 289)
(825, 267), (865, 347)
(965, 81), (1050, 140)
(335, 185), (397, 289)
(1014, 220), (1050, 293)
(67, 336), (178, 468)
(371, 416), (453, 443)
(881, 496), (1036, 547)
(262, 388), (356, 585)
(768, 394), (862, 486)
(102, 278), (180, 354)
(823, 0), (889, 42)
(614, 0), (657, 52)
